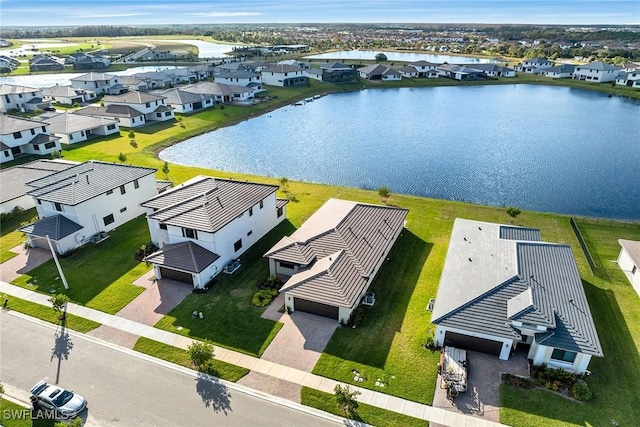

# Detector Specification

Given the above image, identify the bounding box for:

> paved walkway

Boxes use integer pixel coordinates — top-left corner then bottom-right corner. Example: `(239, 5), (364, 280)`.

(0, 280), (508, 427)
(0, 245), (52, 283)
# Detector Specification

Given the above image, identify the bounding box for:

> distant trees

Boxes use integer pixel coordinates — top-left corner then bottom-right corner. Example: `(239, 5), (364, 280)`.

(375, 53), (387, 61)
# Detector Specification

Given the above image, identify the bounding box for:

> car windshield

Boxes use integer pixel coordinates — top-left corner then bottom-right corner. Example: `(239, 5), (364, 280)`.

(52, 390), (73, 407)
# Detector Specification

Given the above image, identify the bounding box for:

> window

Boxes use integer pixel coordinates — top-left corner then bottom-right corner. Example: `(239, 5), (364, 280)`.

(13, 131), (22, 139)
(30, 129), (36, 135)
(234, 239), (242, 252)
(54, 202), (63, 212)
(156, 113), (162, 118)
(42, 126), (46, 132)
(131, 118), (135, 123)
(259, 200), (264, 209)
(34, 145), (40, 151)
(182, 228), (197, 239)
(45, 142), (56, 149)
(247, 230), (253, 236)
(37, 199), (41, 205)
(165, 111), (172, 117)
(3, 150), (8, 157)
(69, 134), (74, 141)
(551, 349), (576, 363)
(120, 185), (126, 195)
(81, 131), (85, 137)
(133, 179), (139, 189)
(120, 207), (127, 213)
(107, 124), (116, 130)
(103, 214), (115, 226)
(248, 207), (253, 216)
(159, 223), (167, 230)
(145, 102), (151, 108)
(106, 189), (113, 195)
(279, 261), (295, 270)
(277, 207), (284, 218)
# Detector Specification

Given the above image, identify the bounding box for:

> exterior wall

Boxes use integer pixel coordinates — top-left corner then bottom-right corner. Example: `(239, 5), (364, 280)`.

(1, 90), (44, 111)
(0, 194), (34, 214)
(0, 149), (14, 163)
(146, 109), (175, 122)
(573, 67), (619, 83)
(22, 139), (61, 157)
(618, 248), (640, 296)
(261, 71), (304, 87)
(529, 342), (592, 374)
(27, 232), (83, 255)
(434, 325), (514, 360)
(117, 115), (145, 128)
(542, 71), (573, 78)
(382, 73), (401, 81)
(55, 123), (121, 145)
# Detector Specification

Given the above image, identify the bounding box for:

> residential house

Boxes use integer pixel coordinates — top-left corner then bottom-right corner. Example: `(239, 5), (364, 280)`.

(572, 61), (620, 83)
(618, 239), (640, 297)
(19, 161), (158, 254)
(42, 86), (89, 105)
(181, 82), (254, 104)
(187, 65), (212, 80)
(407, 60), (439, 77)
(260, 64), (308, 87)
(151, 88), (215, 113)
(539, 64), (576, 79)
(264, 198), (407, 323)
(102, 91), (175, 123)
(164, 68), (199, 84)
(306, 63), (359, 84)
(0, 159), (77, 214)
(0, 55), (19, 73)
(72, 54), (110, 70)
(358, 64), (402, 81)
(132, 72), (174, 89)
(277, 60), (310, 69)
(40, 112), (119, 144)
(29, 55), (65, 72)
(437, 64), (486, 80)
(70, 72), (127, 96)
(0, 115), (61, 163)
(615, 70), (640, 87)
(214, 70), (263, 92)
(469, 64), (515, 78)
(514, 57), (554, 73)
(141, 176), (288, 288)
(74, 105), (146, 128)
(0, 84), (51, 113)
(397, 66), (419, 78)
(431, 219), (603, 374)
(119, 75), (151, 92)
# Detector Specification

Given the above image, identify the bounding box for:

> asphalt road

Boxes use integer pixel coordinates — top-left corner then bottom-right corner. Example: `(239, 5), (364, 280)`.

(0, 311), (345, 426)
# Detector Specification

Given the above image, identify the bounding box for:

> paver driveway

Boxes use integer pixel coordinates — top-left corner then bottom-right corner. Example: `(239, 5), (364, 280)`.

(0, 245), (52, 282)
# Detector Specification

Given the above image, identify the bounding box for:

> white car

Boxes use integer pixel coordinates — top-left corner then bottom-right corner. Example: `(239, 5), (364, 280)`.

(30, 381), (87, 419)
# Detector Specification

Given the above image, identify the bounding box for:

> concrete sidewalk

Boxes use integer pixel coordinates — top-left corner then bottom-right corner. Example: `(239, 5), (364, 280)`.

(0, 280), (508, 427)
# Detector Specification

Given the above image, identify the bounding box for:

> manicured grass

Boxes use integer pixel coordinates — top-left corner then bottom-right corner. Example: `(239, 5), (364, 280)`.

(0, 399), (56, 427)
(0, 208), (38, 263)
(1, 296), (101, 333)
(10, 216), (150, 314)
(133, 337), (249, 382)
(301, 387), (424, 427)
(154, 223), (292, 357)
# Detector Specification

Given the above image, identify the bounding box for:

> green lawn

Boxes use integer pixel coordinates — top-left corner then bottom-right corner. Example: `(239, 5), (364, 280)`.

(2, 296), (100, 333)
(154, 222), (293, 357)
(301, 387), (424, 427)
(133, 337), (249, 382)
(10, 216), (150, 314)
(0, 399), (55, 427)
(0, 208), (38, 263)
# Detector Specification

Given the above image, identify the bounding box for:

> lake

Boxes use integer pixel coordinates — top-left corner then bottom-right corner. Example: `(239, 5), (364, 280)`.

(160, 85), (640, 220)
(151, 40), (241, 58)
(305, 50), (500, 64)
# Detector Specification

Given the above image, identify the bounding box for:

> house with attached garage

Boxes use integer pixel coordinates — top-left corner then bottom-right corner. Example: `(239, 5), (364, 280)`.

(615, 70), (640, 88)
(264, 198), (407, 324)
(0, 159), (77, 214)
(39, 112), (119, 144)
(436, 64), (486, 80)
(397, 66), (419, 78)
(19, 161), (158, 255)
(0, 84), (52, 113)
(260, 64), (308, 87)
(0, 115), (61, 164)
(214, 70), (263, 92)
(42, 85), (92, 106)
(141, 176), (288, 288)
(514, 57), (554, 73)
(102, 91), (175, 123)
(181, 82), (254, 104)
(406, 60), (439, 77)
(70, 72), (127, 96)
(618, 239), (640, 297)
(468, 63), (515, 77)
(358, 64), (402, 81)
(150, 88), (215, 113)
(572, 61), (620, 83)
(73, 105), (146, 128)
(431, 218), (603, 374)
(539, 64), (576, 79)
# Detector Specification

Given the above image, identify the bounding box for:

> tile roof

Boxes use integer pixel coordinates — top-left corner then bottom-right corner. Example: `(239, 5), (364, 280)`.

(28, 133), (60, 146)
(40, 112), (117, 134)
(261, 64), (303, 73)
(143, 176), (278, 233)
(103, 91), (165, 105)
(576, 61), (619, 71)
(407, 60), (440, 66)
(19, 214), (83, 240)
(431, 218), (603, 357)
(0, 160), (77, 203)
(42, 86), (83, 98)
(216, 70), (260, 79)
(0, 84), (41, 95)
(619, 239), (640, 267)
(151, 88), (213, 105)
(499, 226), (541, 241)
(265, 198), (408, 308)
(70, 72), (117, 82)
(541, 64), (576, 73)
(358, 64), (390, 75)
(74, 105), (144, 119)
(26, 160), (156, 205)
(0, 115), (48, 135)
(144, 241), (220, 273)
(181, 82), (252, 96)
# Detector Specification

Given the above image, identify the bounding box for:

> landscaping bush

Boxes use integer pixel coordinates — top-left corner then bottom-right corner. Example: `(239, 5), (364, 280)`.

(347, 306), (365, 328)
(257, 275), (282, 291)
(252, 289), (277, 307)
(572, 381), (593, 401)
(0, 206), (24, 223)
(502, 373), (535, 389)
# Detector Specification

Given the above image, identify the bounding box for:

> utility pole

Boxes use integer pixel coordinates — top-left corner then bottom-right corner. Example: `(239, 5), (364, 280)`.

(46, 235), (68, 290)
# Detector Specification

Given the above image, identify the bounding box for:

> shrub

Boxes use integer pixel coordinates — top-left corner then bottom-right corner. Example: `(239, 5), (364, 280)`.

(572, 381), (593, 401)
(128, 130), (135, 139)
(252, 289), (277, 307)
(188, 341), (215, 369)
(130, 139), (138, 148)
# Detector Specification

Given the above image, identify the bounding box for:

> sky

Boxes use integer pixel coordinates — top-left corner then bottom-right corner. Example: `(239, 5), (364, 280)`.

(0, 0), (638, 27)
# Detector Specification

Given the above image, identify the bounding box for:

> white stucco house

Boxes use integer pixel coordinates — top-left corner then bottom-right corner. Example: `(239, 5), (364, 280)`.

(615, 70), (640, 87)
(264, 198), (407, 324)
(40, 112), (119, 144)
(431, 219), (603, 374)
(73, 105), (146, 128)
(141, 176), (288, 288)
(19, 161), (158, 254)
(358, 64), (402, 81)
(150, 88), (215, 113)
(407, 60), (439, 77)
(514, 57), (554, 73)
(469, 64), (516, 77)
(214, 71), (263, 92)
(539, 64), (576, 79)
(0, 84), (51, 113)
(42, 85), (89, 105)
(102, 91), (175, 123)
(181, 82), (254, 104)
(0, 115), (62, 164)
(618, 239), (640, 297)
(70, 72), (127, 96)
(0, 159), (77, 214)
(260, 64), (308, 87)
(572, 61), (620, 83)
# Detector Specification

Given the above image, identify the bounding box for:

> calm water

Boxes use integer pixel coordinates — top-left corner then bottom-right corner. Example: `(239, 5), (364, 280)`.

(166, 85), (636, 220)
(152, 40), (241, 58)
(305, 50), (500, 64)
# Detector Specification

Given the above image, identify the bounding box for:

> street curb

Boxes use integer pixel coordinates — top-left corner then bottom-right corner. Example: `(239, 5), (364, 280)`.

(3, 310), (363, 426)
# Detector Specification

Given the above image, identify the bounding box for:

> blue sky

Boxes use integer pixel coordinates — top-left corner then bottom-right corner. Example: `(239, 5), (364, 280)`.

(1, 0), (638, 27)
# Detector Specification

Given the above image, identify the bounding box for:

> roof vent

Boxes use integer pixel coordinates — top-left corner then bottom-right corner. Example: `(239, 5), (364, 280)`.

(463, 237), (467, 241)
(478, 227), (482, 230)
(468, 257), (472, 262)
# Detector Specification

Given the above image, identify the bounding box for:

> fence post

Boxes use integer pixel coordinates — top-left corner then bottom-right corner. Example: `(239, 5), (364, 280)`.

(570, 217), (597, 274)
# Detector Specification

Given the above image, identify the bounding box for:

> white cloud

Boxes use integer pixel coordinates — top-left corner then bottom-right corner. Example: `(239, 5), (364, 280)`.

(183, 11), (264, 17)
(74, 13), (148, 18)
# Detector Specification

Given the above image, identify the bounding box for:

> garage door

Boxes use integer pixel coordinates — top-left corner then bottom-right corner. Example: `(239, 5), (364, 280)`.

(444, 331), (502, 355)
(294, 298), (338, 320)
(159, 267), (193, 285)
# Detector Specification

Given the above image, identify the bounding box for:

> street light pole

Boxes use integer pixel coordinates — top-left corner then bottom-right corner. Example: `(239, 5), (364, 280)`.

(46, 235), (69, 290)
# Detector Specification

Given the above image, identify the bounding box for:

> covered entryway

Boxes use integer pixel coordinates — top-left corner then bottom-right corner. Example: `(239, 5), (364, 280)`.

(294, 298), (338, 320)
(193, 101), (203, 110)
(444, 331), (502, 356)
(159, 267), (193, 285)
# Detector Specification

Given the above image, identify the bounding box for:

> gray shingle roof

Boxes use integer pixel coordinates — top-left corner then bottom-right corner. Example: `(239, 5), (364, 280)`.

(70, 72), (117, 82)
(144, 241), (220, 273)
(151, 88), (213, 106)
(265, 198), (408, 308)
(42, 86), (83, 97)
(143, 176), (278, 234)
(19, 214), (83, 240)
(619, 239), (640, 267)
(74, 105), (144, 119)
(542, 64), (576, 73)
(103, 91), (165, 105)
(0, 84), (41, 95)
(26, 160), (156, 205)
(40, 112), (117, 134)
(181, 82), (252, 96)
(261, 64), (303, 74)
(576, 61), (619, 71)
(0, 160), (77, 203)
(28, 133), (60, 146)
(0, 115), (48, 135)
(216, 70), (260, 79)
(358, 64), (390, 75)
(432, 218), (603, 357)
(499, 226), (542, 241)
